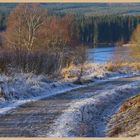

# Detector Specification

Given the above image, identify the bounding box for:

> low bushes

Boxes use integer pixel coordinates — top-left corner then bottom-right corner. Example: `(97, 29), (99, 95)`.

(0, 4), (87, 76)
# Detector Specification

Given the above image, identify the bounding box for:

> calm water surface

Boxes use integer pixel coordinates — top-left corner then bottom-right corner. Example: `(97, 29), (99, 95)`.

(88, 46), (129, 63)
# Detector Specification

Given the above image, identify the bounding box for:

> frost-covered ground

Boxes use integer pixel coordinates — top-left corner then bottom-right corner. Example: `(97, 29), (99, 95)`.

(46, 79), (140, 137)
(0, 73), (84, 114)
(0, 63), (140, 116)
(0, 63), (140, 137)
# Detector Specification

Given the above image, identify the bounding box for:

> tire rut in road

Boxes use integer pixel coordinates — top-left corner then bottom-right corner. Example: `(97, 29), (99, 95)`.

(0, 76), (139, 137)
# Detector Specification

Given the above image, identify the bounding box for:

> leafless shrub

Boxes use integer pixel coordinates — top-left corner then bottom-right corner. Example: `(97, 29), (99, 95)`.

(0, 4), (87, 76)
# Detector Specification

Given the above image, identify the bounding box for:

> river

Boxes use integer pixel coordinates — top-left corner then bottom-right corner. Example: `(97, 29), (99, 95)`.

(88, 46), (129, 63)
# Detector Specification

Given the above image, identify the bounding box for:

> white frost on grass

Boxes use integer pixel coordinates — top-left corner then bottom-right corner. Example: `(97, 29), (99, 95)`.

(0, 73), (85, 114)
(61, 63), (140, 81)
(47, 80), (140, 137)
(0, 63), (140, 115)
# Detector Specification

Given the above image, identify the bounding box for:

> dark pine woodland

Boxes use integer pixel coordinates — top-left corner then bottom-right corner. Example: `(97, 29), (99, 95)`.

(1, 4), (140, 46)
(76, 15), (140, 45)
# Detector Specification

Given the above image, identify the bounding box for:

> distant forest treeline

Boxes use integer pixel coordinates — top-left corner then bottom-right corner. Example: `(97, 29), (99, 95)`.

(0, 13), (7, 31)
(76, 15), (140, 45)
(0, 4), (140, 46)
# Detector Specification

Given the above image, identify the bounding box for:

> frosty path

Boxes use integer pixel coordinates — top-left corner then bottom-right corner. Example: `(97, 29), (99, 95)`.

(0, 76), (140, 137)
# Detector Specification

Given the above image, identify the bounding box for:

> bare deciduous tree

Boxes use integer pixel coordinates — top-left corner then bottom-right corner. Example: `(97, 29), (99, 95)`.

(5, 4), (47, 51)
(1, 4), (86, 75)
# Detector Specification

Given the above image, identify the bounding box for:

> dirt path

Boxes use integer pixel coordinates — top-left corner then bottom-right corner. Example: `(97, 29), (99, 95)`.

(0, 76), (140, 137)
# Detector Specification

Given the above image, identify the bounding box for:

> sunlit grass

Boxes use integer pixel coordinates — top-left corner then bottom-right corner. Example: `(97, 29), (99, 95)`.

(106, 61), (140, 72)
(107, 94), (140, 137)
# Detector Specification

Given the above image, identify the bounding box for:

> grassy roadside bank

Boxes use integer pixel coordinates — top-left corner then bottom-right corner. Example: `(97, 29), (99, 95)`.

(107, 94), (140, 137)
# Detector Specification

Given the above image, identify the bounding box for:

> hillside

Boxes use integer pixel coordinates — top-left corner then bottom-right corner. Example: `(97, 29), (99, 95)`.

(107, 94), (140, 137)
(1, 3), (140, 16)
(42, 3), (140, 16)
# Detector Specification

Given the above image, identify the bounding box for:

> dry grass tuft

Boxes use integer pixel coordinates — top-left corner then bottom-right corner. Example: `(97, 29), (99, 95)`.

(106, 61), (140, 72)
(119, 94), (140, 113)
(60, 64), (76, 79)
(107, 94), (140, 137)
(128, 63), (140, 70)
(105, 61), (123, 72)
